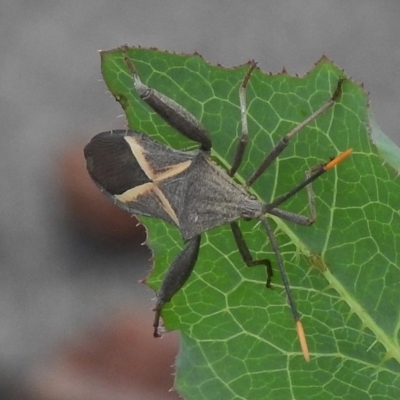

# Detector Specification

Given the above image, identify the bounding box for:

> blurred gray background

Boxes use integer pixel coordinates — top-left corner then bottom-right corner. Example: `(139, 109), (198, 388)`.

(1, 0), (400, 397)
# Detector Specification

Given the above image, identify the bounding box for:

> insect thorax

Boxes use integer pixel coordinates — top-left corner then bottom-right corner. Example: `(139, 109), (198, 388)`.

(176, 153), (263, 240)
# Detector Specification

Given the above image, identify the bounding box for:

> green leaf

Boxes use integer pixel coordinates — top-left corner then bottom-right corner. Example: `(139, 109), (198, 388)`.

(100, 47), (400, 399)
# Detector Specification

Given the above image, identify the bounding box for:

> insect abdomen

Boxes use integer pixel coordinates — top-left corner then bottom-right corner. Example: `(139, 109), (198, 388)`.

(84, 130), (196, 227)
(84, 130), (151, 194)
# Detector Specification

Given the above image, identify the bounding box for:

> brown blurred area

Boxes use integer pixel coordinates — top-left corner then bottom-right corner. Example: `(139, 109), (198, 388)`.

(1, 1), (399, 399)
(31, 146), (180, 399)
(27, 314), (179, 400)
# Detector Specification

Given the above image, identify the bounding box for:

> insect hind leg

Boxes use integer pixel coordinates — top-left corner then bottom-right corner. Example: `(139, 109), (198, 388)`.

(153, 235), (201, 337)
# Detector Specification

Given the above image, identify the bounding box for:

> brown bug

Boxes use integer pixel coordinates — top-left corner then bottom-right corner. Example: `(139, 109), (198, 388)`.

(84, 52), (352, 361)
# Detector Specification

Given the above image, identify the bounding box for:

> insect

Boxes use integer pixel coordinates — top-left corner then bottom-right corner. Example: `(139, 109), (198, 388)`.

(84, 51), (352, 361)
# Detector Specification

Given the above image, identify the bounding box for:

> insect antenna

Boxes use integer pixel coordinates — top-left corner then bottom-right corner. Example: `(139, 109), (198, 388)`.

(260, 148), (352, 362)
(263, 148), (353, 214)
(258, 214), (310, 361)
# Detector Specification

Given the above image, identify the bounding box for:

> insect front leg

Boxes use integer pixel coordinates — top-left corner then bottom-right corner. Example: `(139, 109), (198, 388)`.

(246, 78), (344, 188)
(153, 235), (201, 337)
(230, 221), (273, 287)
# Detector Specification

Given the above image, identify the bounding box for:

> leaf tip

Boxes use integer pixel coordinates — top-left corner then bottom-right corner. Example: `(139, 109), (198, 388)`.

(315, 54), (335, 66)
(192, 50), (204, 60)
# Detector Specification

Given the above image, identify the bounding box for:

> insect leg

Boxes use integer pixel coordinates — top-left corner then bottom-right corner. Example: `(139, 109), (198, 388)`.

(123, 51), (212, 151)
(229, 60), (258, 177)
(258, 214), (310, 362)
(246, 78), (344, 188)
(153, 235), (201, 337)
(230, 221), (273, 287)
